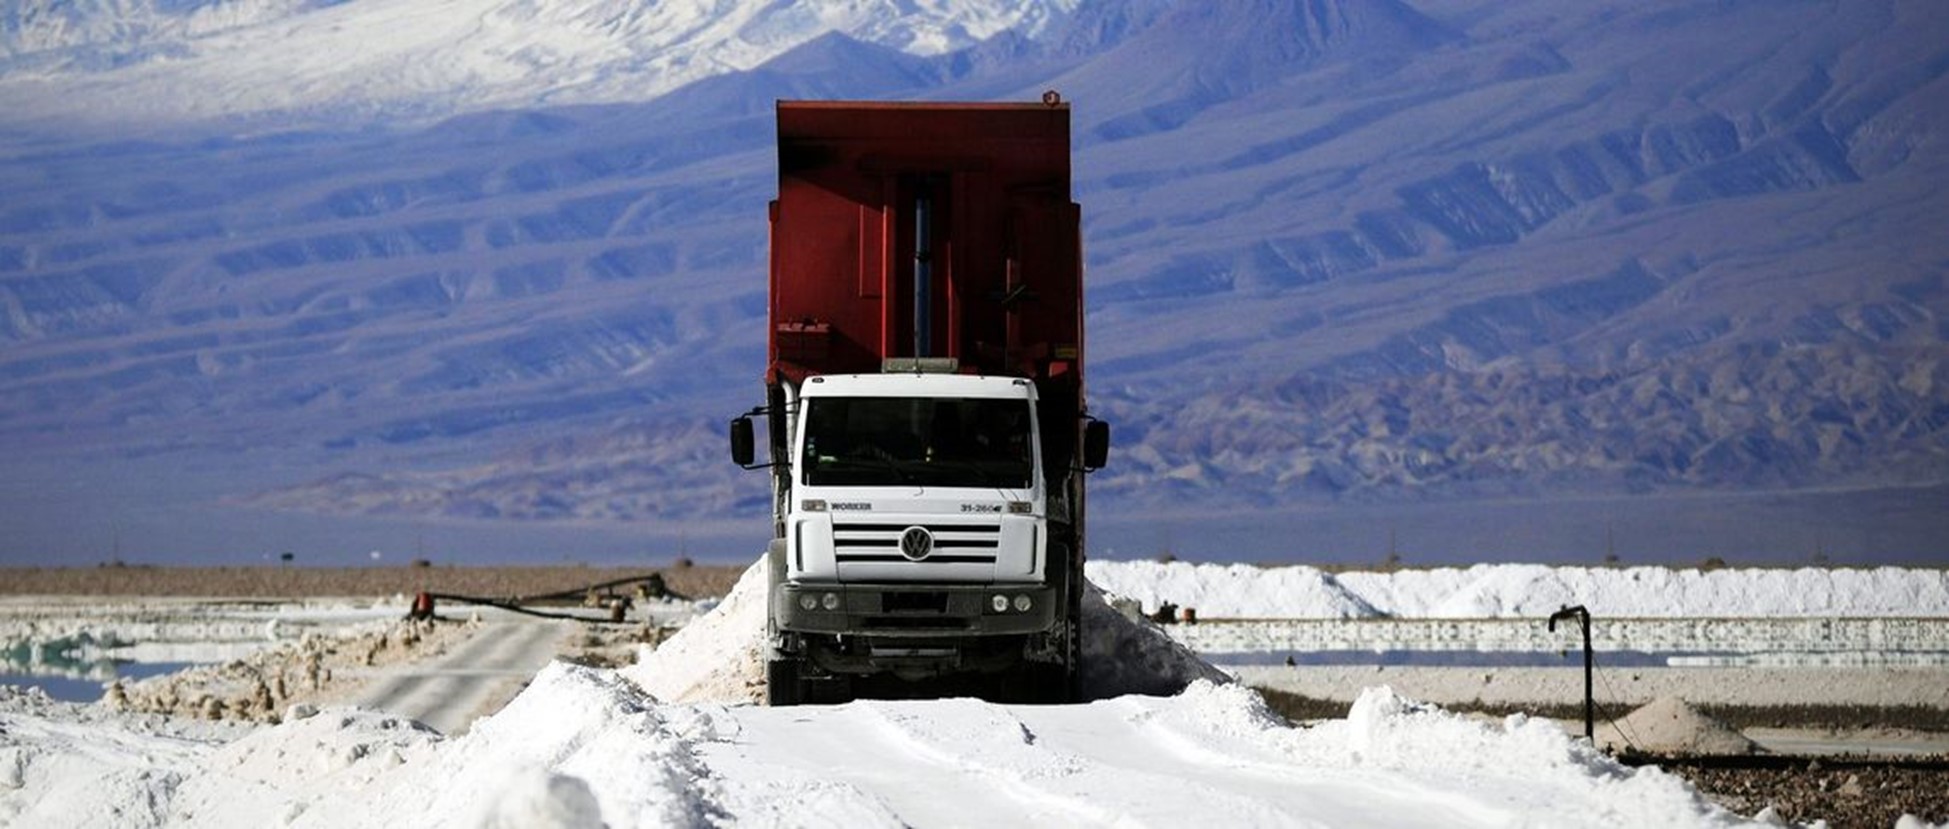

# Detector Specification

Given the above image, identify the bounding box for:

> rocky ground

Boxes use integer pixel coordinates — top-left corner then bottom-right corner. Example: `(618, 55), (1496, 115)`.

(1661, 760), (1948, 829)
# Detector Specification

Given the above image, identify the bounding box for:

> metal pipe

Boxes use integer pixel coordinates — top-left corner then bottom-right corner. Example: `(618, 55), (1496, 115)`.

(1548, 604), (1594, 742)
(913, 187), (933, 358)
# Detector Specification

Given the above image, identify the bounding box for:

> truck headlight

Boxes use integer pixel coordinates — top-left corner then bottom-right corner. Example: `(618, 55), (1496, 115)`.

(821, 592), (841, 611)
(798, 595), (818, 611)
(990, 594), (1009, 613)
(1013, 594), (1032, 613)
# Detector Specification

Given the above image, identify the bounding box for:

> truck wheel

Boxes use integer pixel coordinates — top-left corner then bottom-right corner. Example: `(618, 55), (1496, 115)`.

(804, 673), (854, 705)
(763, 537), (802, 707)
(1052, 537), (1083, 704)
(1018, 614), (1081, 705)
(1013, 658), (1071, 705)
(1057, 613), (1081, 703)
(766, 659), (801, 707)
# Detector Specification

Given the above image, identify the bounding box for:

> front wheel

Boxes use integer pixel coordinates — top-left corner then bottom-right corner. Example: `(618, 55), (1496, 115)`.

(1004, 654), (1074, 704)
(766, 658), (801, 707)
(1055, 535), (1083, 703)
(1019, 536), (1082, 704)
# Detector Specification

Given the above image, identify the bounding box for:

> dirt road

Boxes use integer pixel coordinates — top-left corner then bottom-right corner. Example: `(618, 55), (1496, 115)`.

(354, 613), (569, 734)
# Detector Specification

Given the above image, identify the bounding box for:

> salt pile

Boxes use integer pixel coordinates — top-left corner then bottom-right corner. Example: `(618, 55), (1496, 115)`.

(0, 685), (251, 827)
(622, 558), (769, 704)
(1604, 697), (1761, 756)
(1086, 560), (1949, 619)
(1076, 561), (1380, 620)
(0, 668), (1787, 829)
(157, 663), (725, 828)
(624, 556), (1229, 703)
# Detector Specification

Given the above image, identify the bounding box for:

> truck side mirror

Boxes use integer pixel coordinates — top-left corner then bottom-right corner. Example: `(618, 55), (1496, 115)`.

(1083, 419), (1110, 471)
(730, 416), (756, 467)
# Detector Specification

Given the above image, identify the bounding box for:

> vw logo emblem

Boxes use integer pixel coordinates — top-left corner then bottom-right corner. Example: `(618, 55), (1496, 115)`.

(898, 526), (934, 561)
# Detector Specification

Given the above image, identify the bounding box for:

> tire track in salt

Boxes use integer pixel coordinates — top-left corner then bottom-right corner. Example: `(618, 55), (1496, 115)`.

(1086, 693), (1517, 828)
(850, 699), (1128, 827)
(693, 698), (1132, 827)
(691, 702), (975, 828)
(855, 698), (1310, 828)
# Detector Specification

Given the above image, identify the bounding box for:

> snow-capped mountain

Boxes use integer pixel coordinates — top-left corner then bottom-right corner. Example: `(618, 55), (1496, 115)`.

(0, 0), (1084, 126)
(2, 0), (1945, 564)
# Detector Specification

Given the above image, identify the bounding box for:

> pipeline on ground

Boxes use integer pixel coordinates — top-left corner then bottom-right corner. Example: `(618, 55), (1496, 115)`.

(406, 573), (685, 625)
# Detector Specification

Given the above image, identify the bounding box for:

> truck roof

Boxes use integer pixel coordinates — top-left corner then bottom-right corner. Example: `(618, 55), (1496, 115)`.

(799, 373), (1037, 400)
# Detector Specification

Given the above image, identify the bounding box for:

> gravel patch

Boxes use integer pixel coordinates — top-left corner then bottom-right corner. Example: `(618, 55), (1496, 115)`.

(1659, 759), (1949, 829)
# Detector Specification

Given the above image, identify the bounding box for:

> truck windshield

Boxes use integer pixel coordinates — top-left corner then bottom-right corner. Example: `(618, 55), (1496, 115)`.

(802, 396), (1033, 488)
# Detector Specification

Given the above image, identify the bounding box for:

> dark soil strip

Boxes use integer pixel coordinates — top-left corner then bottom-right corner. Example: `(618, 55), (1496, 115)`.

(0, 565), (744, 600)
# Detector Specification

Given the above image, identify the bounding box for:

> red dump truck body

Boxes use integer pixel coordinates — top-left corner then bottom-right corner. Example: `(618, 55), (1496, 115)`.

(768, 100), (1083, 392)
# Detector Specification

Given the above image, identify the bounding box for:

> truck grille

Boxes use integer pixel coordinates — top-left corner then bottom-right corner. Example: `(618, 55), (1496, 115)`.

(832, 521), (999, 564)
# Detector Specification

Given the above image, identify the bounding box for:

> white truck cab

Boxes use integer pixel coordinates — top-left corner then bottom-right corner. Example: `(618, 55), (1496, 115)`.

(784, 373), (1048, 585)
(769, 372), (1062, 661)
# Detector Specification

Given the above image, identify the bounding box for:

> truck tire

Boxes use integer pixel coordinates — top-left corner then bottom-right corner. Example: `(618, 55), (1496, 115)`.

(764, 538), (804, 706)
(1056, 609), (1081, 703)
(766, 658), (802, 707)
(1008, 537), (1080, 705)
(1008, 656), (1071, 705)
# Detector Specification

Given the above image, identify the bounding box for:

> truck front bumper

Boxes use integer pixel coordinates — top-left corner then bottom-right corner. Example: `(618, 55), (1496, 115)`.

(775, 582), (1058, 637)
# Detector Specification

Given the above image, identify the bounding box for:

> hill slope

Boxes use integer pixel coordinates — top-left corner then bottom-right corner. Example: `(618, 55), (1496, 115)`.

(0, 0), (1944, 563)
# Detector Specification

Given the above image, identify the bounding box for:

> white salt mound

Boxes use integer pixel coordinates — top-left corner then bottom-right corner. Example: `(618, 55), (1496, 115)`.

(624, 554), (1230, 703)
(466, 766), (606, 829)
(1090, 560), (1949, 619)
(1083, 560), (1381, 619)
(1603, 696), (1758, 756)
(622, 557), (768, 704)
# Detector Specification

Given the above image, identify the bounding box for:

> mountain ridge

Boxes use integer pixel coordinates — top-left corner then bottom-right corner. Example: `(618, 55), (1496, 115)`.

(0, 0), (1087, 127)
(1, 0), (1945, 563)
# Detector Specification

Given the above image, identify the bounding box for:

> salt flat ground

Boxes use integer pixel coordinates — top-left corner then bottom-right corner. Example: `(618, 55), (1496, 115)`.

(4, 562), (1948, 827)
(0, 664), (1781, 829)
(10, 596), (1940, 742)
